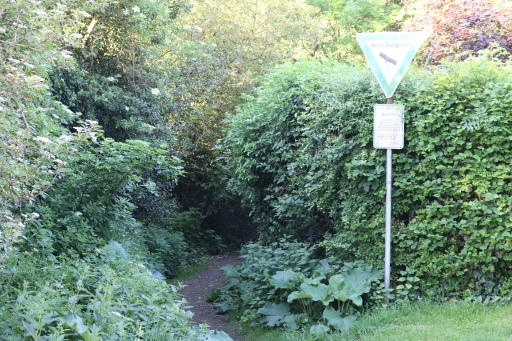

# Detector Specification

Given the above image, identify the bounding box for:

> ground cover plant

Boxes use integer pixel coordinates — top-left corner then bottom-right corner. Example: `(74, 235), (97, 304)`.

(208, 239), (383, 334)
(223, 52), (512, 302)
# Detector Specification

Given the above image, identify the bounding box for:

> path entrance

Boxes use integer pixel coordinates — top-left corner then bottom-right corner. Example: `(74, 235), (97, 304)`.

(180, 252), (245, 341)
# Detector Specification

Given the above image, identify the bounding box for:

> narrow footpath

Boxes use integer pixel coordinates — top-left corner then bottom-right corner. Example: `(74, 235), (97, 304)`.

(180, 252), (246, 341)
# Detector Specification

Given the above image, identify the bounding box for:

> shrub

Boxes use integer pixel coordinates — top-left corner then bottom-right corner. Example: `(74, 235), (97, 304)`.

(223, 55), (512, 298)
(28, 127), (183, 257)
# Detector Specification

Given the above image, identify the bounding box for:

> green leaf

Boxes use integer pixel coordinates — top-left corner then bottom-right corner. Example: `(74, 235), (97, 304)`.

(22, 321), (36, 335)
(64, 313), (98, 341)
(299, 282), (332, 305)
(257, 303), (290, 327)
(270, 270), (303, 289)
(288, 290), (312, 302)
(310, 323), (330, 336)
(322, 306), (356, 332)
(283, 314), (305, 331)
(201, 330), (233, 341)
(344, 267), (373, 294)
(213, 301), (232, 313)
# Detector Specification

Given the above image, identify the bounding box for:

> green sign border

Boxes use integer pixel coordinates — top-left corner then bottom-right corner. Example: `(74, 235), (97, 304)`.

(357, 32), (427, 98)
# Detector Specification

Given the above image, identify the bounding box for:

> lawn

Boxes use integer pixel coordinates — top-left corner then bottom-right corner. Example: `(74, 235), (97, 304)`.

(243, 300), (512, 341)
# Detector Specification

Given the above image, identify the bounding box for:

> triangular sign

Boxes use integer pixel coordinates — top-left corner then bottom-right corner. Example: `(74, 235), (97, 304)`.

(357, 32), (428, 98)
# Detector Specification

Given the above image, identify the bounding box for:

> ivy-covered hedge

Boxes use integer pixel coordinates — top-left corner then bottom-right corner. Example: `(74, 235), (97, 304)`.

(223, 56), (512, 298)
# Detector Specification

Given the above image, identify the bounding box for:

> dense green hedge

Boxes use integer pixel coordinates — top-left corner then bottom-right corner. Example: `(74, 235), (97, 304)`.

(223, 56), (512, 298)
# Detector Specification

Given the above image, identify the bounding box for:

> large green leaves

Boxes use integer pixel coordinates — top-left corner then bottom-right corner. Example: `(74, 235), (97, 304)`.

(322, 306), (356, 332)
(257, 303), (290, 327)
(329, 267), (381, 306)
(270, 270), (305, 289)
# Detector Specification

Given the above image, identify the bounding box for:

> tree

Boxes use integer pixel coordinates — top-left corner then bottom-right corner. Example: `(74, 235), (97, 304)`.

(163, 0), (329, 249)
(306, 0), (402, 63)
(401, 0), (512, 64)
(0, 0), (93, 263)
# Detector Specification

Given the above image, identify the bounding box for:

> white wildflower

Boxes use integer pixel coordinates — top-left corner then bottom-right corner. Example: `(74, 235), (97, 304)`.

(75, 212), (82, 216)
(54, 159), (65, 165)
(18, 222), (25, 228)
(79, 11), (92, 18)
(85, 119), (98, 125)
(52, 9), (65, 15)
(34, 10), (48, 17)
(61, 50), (73, 59)
(56, 3), (66, 9)
(70, 33), (83, 39)
(151, 88), (160, 95)
(125, 106), (130, 111)
(58, 134), (73, 142)
(107, 76), (115, 82)
(29, 75), (45, 83)
(31, 213), (40, 219)
(132, 6), (140, 12)
(23, 62), (35, 68)
(33, 136), (53, 144)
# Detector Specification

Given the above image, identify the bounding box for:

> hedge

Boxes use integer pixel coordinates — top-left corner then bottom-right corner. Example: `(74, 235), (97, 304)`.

(223, 56), (512, 298)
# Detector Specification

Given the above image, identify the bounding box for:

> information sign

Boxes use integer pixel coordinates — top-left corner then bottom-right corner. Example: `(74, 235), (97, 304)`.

(373, 104), (404, 149)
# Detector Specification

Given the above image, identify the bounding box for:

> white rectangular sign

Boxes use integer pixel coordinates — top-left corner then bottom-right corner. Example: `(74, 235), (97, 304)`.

(374, 104), (404, 149)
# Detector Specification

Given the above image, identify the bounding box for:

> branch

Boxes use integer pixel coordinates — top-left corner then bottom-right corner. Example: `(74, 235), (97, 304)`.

(0, 40), (43, 52)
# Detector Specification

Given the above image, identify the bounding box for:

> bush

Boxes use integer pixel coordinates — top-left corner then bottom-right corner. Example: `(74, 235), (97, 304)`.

(0, 243), (213, 340)
(223, 55), (512, 298)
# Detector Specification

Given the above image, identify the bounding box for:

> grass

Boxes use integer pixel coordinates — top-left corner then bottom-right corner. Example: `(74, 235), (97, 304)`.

(169, 256), (211, 285)
(242, 300), (512, 341)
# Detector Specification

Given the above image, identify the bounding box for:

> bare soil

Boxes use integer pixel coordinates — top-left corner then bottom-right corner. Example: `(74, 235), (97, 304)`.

(179, 252), (246, 341)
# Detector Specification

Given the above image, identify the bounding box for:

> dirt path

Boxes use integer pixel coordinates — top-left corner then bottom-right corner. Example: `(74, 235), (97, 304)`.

(180, 252), (246, 341)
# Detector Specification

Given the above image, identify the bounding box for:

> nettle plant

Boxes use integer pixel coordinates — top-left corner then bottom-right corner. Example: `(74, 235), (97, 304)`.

(209, 239), (382, 333)
(0, 242), (230, 340)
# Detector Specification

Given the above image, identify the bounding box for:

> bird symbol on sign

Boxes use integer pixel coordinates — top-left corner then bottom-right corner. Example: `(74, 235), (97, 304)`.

(379, 52), (397, 65)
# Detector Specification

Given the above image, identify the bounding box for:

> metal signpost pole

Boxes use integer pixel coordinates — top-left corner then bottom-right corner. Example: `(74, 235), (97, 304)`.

(357, 31), (427, 305)
(385, 97), (393, 303)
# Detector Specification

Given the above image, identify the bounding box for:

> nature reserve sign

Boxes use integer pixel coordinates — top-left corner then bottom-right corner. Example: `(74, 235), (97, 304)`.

(356, 32), (428, 98)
